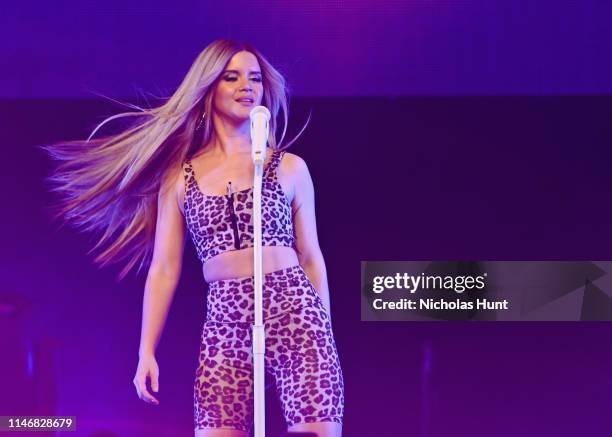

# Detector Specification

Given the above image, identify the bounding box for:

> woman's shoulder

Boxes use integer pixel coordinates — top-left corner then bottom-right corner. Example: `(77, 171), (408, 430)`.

(276, 151), (313, 197)
(278, 150), (309, 176)
(278, 149), (307, 168)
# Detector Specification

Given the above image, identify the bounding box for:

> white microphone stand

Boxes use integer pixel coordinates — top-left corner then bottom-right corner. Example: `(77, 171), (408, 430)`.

(250, 106), (271, 437)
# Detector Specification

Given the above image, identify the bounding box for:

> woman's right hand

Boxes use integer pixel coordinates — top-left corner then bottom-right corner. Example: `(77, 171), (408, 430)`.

(133, 354), (160, 405)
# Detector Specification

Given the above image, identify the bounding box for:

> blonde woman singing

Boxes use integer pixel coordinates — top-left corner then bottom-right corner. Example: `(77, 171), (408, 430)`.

(42, 39), (344, 437)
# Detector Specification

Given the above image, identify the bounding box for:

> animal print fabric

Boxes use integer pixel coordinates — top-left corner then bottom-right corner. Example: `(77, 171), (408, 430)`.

(194, 264), (345, 432)
(183, 149), (295, 264)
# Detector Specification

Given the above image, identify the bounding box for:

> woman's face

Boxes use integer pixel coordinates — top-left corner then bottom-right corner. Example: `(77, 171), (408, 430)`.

(212, 51), (264, 123)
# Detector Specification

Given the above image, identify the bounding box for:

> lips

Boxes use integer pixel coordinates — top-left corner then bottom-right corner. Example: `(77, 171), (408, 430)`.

(236, 97), (254, 104)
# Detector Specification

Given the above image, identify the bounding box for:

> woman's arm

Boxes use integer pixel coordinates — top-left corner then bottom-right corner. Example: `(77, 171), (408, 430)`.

(134, 166), (187, 404)
(287, 154), (333, 321)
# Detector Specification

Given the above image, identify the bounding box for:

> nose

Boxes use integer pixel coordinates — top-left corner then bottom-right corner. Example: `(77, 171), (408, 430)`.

(238, 79), (253, 92)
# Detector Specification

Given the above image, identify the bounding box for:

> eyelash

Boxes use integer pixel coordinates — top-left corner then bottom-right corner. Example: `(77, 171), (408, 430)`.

(224, 76), (262, 83)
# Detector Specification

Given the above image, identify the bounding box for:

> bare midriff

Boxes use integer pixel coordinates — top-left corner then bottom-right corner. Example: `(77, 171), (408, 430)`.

(202, 245), (299, 282)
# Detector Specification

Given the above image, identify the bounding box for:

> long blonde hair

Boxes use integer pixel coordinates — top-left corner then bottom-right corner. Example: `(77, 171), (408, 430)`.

(41, 39), (306, 279)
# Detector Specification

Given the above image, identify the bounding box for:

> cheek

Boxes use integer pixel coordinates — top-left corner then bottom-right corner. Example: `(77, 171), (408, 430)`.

(214, 88), (233, 107)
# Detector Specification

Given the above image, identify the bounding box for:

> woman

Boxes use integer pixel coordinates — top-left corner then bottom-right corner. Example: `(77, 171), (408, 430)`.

(42, 40), (344, 436)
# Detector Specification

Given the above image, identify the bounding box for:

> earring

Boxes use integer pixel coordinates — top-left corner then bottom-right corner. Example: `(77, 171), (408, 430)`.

(195, 112), (206, 131)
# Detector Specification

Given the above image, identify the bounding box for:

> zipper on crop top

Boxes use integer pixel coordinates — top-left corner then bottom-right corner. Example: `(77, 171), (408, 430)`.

(227, 181), (241, 250)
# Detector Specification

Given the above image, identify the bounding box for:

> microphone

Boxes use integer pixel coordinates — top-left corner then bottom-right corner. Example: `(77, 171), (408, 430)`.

(250, 106), (271, 165)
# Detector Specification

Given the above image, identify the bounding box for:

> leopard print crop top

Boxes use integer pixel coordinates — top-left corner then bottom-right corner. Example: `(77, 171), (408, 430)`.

(182, 149), (295, 264)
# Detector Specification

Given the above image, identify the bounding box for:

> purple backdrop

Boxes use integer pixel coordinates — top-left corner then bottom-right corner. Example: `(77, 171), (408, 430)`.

(3, 1), (612, 98)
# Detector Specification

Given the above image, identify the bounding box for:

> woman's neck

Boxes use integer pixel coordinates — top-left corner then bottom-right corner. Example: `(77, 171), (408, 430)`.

(208, 114), (251, 157)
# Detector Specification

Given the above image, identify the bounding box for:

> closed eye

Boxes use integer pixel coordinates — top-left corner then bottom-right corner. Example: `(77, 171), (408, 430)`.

(224, 76), (262, 82)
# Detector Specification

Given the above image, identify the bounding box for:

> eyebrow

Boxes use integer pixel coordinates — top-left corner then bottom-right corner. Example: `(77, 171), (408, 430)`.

(223, 69), (262, 75)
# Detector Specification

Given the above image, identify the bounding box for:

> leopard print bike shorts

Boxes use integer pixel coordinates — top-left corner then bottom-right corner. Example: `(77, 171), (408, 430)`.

(194, 264), (345, 432)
